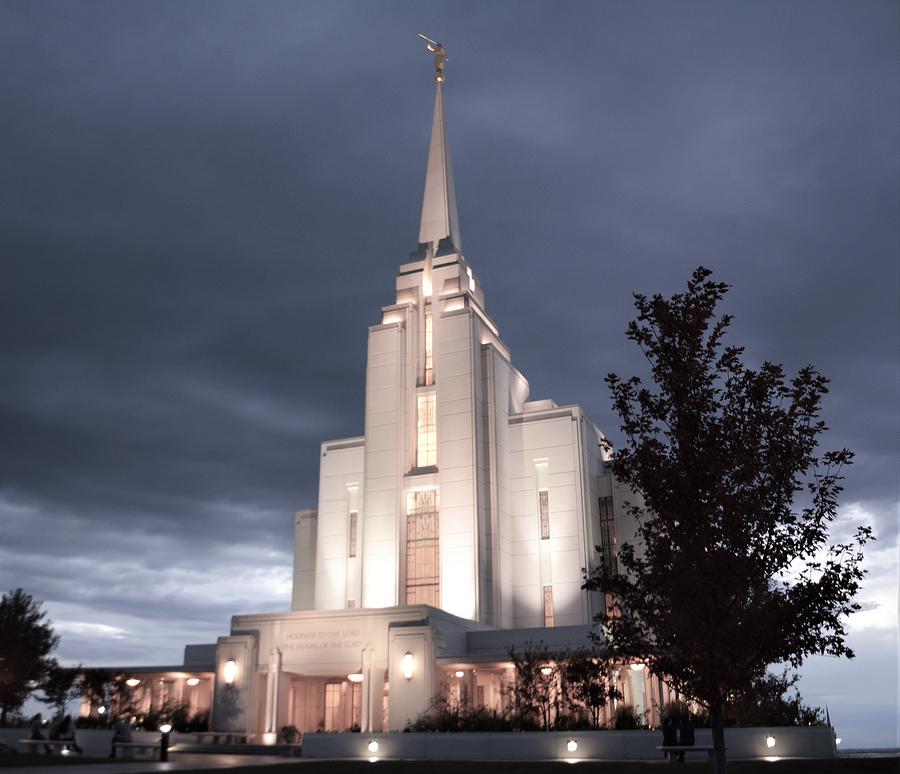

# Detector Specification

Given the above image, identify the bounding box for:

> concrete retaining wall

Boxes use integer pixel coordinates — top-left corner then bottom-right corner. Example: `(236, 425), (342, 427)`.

(302, 726), (836, 761)
(0, 728), (192, 758)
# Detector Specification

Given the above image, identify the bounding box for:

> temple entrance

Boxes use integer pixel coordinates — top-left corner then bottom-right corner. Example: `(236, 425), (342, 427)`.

(287, 676), (363, 733)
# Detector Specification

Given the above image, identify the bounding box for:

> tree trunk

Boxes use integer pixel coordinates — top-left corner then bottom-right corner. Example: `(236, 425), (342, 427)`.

(710, 699), (727, 774)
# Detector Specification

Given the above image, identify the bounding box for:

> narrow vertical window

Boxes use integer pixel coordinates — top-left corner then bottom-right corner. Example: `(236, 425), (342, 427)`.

(348, 510), (358, 557)
(424, 306), (434, 386)
(406, 489), (440, 606)
(543, 585), (554, 627)
(476, 684), (485, 707)
(538, 489), (550, 539)
(416, 393), (437, 468)
(598, 496), (617, 574)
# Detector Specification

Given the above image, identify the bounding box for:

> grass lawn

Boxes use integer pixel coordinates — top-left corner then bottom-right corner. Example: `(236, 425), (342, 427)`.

(192, 762), (896, 774)
(0, 758), (895, 773)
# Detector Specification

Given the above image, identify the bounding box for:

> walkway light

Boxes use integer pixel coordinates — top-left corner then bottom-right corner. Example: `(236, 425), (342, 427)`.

(367, 740), (379, 753)
(224, 659), (237, 684)
(566, 739), (578, 752)
(97, 706), (106, 715)
(402, 652), (414, 681)
(159, 723), (172, 734)
(766, 735), (776, 748)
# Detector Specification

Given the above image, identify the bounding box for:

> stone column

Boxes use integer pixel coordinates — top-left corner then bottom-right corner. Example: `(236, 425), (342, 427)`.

(263, 648), (283, 742)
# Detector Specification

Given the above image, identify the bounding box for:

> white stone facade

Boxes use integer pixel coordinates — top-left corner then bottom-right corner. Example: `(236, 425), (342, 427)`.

(171, 75), (647, 736)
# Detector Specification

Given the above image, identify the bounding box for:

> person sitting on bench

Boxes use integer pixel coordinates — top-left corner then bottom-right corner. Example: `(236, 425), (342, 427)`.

(57, 715), (83, 755)
(676, 719), (695, 762)
(661, 717), (677, 761)
(110, 720), (133, 757)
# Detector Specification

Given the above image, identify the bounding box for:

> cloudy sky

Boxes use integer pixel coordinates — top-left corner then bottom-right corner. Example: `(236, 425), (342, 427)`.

(2, 0), (896, 749)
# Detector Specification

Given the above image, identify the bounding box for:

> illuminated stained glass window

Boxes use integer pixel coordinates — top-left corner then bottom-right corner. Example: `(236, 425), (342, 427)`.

(406, 489), (440, 606)
(543, 584), (554, 627)
(348, 510), (358, 557)
(416, 393), (437, 468)
(424, 307), (434, 386)
(598, 496), (617, 574)
(538, 489), (550, 539)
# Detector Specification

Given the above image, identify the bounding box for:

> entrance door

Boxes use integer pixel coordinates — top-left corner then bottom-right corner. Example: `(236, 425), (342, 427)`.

(324, 682), (342, 731)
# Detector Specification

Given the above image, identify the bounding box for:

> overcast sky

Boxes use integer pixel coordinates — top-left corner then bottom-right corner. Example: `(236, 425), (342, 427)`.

(2, 0), (897, 749)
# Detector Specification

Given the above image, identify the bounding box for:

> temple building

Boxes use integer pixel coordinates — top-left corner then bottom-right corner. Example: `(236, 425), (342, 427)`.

(82, 47), (671, 738)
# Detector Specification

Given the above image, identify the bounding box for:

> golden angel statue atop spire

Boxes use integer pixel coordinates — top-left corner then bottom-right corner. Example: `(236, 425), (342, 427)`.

(418, 34), (448, 82)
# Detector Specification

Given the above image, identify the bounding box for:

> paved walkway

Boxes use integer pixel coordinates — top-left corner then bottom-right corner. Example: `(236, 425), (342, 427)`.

(1, 753), (297, 774)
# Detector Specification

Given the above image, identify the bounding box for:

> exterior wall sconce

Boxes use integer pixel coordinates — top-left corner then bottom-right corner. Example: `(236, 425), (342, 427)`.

(766, 735), (776, 749)
(630, 663), (645, 671)
(348, 672), (364, 683)
(454, 670), (464, 678)
(367, 740), (379, 753)
(540, 666), (553, 676)
(566, 739), (578, 752)
(402, 652), (414, 681)
(224, 659), (237, 685)
(186, 677), (200, 686)
(125, 678), (141, 688)
(97, 706), (107, 715)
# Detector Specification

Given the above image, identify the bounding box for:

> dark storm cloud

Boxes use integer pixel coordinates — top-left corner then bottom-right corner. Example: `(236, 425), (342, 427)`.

(1, 0), (896, 743)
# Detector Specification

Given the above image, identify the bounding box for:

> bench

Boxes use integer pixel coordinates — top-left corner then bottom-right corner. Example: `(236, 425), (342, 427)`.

(657, 744), (718, 762)
(17, 739), (80, 755)
(112, 741), (162, 759)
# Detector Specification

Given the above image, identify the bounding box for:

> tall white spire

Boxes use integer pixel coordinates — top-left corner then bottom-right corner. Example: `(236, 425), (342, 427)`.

(417, 37), (462, 254)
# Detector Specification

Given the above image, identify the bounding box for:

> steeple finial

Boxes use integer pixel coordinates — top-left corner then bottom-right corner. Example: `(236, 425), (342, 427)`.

(417, 35), (462, 254)
(418, 34), (448, 82)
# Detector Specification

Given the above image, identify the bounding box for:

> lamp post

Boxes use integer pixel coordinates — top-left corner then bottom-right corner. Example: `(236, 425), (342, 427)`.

(158, 723), (172, 762)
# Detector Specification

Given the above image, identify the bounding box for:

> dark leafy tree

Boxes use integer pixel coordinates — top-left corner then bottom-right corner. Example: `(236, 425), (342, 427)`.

(0, 589), (60, 724)
(562, 647), (622, 729)
(508, 642), (556, 730)
(726, 670), (824, 727)
(79, 668), (114, 718)
(37, 661), (81, 717)
(583, 268), (871, 774)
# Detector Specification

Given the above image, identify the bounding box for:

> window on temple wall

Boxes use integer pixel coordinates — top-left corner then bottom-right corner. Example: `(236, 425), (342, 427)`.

(424, 306), (434, 386)
(538, 489), (550, 539)
(348, 510), (358, 557)
(416, 393), (437, 467)
(542, 584), (554, 627)
(598, 495), (617, 574)
(406, 489), (440, 605)
(324, 682), (341, 731)
(351, 682), (362, 729)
